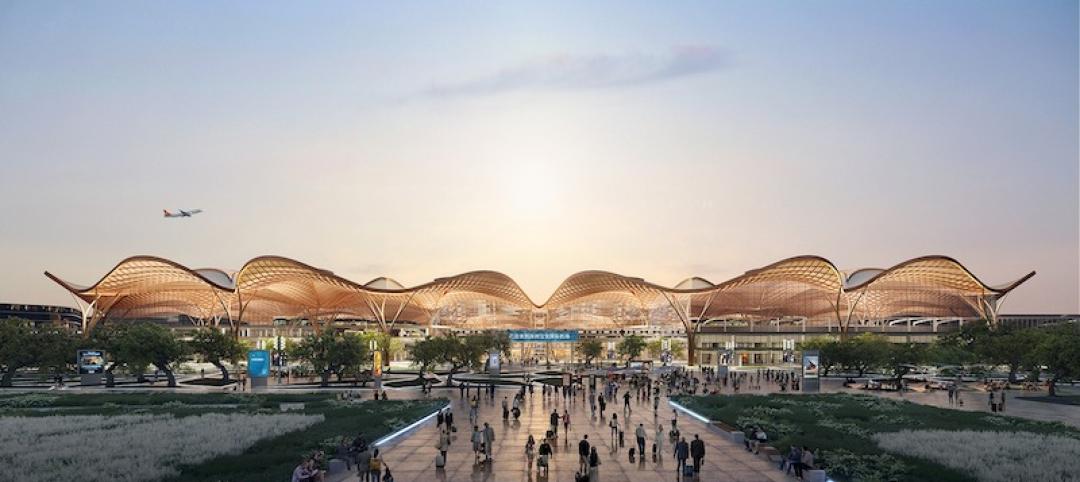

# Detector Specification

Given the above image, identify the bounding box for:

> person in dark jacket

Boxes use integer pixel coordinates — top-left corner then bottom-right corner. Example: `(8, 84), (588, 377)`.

(578, 434), (591, 472)
(690, 434), (705, 473)
(675, 437), (690, 475)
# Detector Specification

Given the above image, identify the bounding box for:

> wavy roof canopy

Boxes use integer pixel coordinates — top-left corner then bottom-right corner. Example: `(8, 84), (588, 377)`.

(46, 255), (1034, 331)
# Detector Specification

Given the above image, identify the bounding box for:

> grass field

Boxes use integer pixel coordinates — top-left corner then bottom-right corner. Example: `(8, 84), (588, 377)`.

(0, 392), (445, 482)
(674, 393), (1080, 482)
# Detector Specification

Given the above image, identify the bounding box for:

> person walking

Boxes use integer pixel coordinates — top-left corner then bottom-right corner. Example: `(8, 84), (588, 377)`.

(502, 396), (509, 420)
(609, 414), (619, 442)
(538, 437), (552, 475)
(623, 391), (632, 413)
(598, 394), (606, 418)
(550, 409), (561, 437)
(675, 437), (690, 476)
(655, 424), (664, 460)
(368, 449), (383, 482)
(563, 409), (571, 433)
(635, 423), (647, 458)
(578, 434), (591, 472)
(482, 422), (496, 462)
(355, 445), (371, 482)
(588, 446), (601, 482)
(526, 434), (536, 467)
(690, 434), (705, 473)
(469, 395), (479, 423)
(470, 425), (483, 462)
(437, 428), (450, 462)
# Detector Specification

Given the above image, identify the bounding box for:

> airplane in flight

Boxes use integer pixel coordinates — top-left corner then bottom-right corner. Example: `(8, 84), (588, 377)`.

(163, 209), (203, 218)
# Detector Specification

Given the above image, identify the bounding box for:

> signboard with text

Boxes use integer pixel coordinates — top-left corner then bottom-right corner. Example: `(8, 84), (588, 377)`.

(507, 330), (580, 343)
(248, 350), (270, 378)
(77, 350), (105, 375)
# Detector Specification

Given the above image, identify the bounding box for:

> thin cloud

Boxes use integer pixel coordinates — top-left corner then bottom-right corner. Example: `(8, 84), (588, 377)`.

(424, 45), (727, 98)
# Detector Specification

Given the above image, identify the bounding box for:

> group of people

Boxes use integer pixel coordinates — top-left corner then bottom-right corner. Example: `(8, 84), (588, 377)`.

(987, 383), (1008, 412)
(308, 432), (394, 482)
(779, 444), (817, 478)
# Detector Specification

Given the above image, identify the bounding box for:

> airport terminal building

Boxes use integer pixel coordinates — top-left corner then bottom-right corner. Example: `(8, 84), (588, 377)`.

(42, 254), (1071, 366)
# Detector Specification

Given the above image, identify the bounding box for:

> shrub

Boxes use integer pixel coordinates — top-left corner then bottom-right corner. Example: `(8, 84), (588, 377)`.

(874, 430), (1080, 482)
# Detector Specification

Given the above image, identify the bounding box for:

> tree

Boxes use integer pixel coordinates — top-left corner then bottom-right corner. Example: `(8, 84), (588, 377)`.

(669, 339), (687, 360)
(579, 339), (604, 366)
(646, 339), (664, 360)
(406, 337), (443, 376)
(288, 330), (369, 386)
(0, 319), (37, 386)
(189, 328), (245, 382)
(616, 335), (646, 366)
(1033, 323), (1080, 396)
(107, 323), (189, 387)
(883, 342), (926, 389)
(845, 333), (890, 377)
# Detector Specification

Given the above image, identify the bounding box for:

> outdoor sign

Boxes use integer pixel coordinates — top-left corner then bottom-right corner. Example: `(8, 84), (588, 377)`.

(507, 330), (579, 342)
(487, 351), (501, 376)
(803, 353), (819, 379)
(373, 350), (383, 379)
(248, 350), (270, 378)
(802, 349), (820, 393)
(77, 349), (105, 375)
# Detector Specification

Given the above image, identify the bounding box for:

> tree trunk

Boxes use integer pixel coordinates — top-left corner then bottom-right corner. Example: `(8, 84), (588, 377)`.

(212, 361), (231, 383)
(1007, 364), (1019, 384)
(155, 363), (176, 387)
(1048, 378), (1057, 396)
(687, 332), (696, 367)
(1, 367), (15, 387)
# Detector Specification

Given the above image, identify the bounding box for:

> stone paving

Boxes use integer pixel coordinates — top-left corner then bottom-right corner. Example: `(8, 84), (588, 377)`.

(351, 386), (790, 482)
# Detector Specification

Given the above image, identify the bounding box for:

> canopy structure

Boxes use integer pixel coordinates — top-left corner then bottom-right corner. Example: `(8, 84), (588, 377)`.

(46, 255), (1034, 357)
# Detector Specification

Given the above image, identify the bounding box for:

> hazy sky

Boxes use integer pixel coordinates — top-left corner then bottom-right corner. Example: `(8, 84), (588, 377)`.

(1, 1), (1077, 313)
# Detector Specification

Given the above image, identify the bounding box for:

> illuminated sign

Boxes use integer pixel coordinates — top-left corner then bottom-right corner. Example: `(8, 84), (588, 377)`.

(77, 350), (105, 374)
(373, 350), (383, 378)
(802, 353), (819, 379)
(507, 330), (579, 342)
(248, 350), (270, 378)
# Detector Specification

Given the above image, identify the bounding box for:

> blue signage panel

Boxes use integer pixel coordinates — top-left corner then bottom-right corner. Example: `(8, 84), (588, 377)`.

(507, 330), (580, 343)
(248, 350), (270, 378)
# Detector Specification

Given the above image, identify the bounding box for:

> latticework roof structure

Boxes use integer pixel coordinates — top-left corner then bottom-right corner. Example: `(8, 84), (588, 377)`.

(46, 255), (1033, 335)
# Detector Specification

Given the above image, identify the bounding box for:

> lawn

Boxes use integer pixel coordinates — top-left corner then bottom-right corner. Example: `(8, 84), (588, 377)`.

(0, 392), (445, 482)
(674, 393), (1080, 482)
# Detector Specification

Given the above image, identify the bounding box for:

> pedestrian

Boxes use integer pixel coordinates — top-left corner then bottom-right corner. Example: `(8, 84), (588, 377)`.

(563, 409), (571, 433)
(588, 446), (601, 482)
(368, 449), (383, 482)
(655, 424), (664, 459)
(550, 409), (561, 437)
(653, 394), (659, 413)
(635, 423), (647, 458)
(675, 437), (689, 475)
(623, 391), (631, 412)
(470, 425), (483, 462)
(598, 394), (606, 418)
(355, 445), (371, 482)
(538, 437), (552, 475)
(526, 434), (536, 466)
(436, 410), (444, 429)
(578, 434), (591, 472)
(445, 410), (455, 432)
(502, 396), (509, 420)
(609, 413), (619, 441)
(437, 428), (450, 461)
(482, 422), (495, 462)
(469, 396), (479, 423)
(690, 434), (705, 473)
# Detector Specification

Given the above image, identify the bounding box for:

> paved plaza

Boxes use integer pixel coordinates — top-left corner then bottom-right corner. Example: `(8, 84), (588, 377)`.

(355, 385), (790, 482)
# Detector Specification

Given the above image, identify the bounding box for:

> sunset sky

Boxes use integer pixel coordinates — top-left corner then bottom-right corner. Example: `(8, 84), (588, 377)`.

(1, 1), (1077, 313)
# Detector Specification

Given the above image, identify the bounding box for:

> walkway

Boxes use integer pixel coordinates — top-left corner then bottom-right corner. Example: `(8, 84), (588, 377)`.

(352, 386), (789, 482)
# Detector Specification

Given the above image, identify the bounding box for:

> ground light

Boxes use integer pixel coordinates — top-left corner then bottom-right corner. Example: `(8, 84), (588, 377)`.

(667, 399), (710, 423)
(373, 402), (451, 448)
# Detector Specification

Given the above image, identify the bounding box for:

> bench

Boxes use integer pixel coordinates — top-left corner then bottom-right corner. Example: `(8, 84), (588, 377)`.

(324, 459), (350, 482)
(710, 421), (744, 444)
(758, 445), (783, 463)
(803, 469), (827, 482)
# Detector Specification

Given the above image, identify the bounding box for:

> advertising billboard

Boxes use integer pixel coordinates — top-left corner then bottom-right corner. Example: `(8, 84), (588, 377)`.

(247, 350), (270, 378)
(802, 353), (820, 379)
(373, 350), (383, 379)
(77, 350), (105, 375)
(487, 351), (501, 375)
